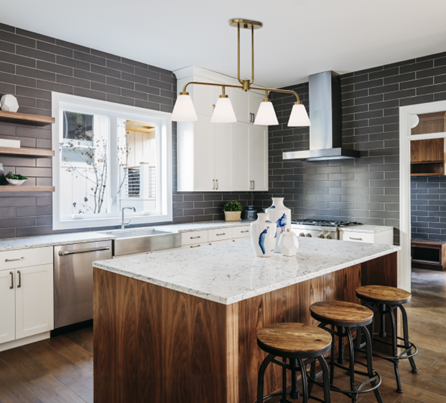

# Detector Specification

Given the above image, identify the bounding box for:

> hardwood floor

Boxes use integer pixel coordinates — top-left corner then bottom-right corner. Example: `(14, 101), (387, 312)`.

(0, 268), (444, 403)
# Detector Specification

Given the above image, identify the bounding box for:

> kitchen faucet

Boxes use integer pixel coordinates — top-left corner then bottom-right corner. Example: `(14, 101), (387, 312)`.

(121, 207), (136, 229)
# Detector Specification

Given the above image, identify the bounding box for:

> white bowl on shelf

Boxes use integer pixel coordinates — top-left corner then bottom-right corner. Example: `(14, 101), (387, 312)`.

(6, 178), (27, 186)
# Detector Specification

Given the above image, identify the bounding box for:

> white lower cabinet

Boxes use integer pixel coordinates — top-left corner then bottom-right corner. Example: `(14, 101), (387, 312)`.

(0, 270), (15, 344)
(15, 264), (54, 339)
(0, 247), (54, 349)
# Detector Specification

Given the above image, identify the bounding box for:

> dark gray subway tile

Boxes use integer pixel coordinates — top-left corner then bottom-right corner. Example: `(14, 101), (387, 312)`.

(37, 41), (72, 58)
(37, 60), (73, 76)
(73, 50), (106, 66)
(0, 50), (35, 68)
(56, 55), (90, 71)
(16, 65), (56, 81)
(55, 39), (90, 54)
(16, 28), (55, 44)
(0, 30), (35, 48)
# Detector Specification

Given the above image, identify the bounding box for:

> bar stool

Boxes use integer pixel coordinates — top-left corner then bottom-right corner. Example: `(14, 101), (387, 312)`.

(256, 322), (332, 403)
(309, 301), (382, 403)
(355, 285), (418, 393)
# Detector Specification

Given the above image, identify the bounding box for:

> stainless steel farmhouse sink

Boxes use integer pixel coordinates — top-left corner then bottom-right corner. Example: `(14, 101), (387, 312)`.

(100, 228), (181, 257)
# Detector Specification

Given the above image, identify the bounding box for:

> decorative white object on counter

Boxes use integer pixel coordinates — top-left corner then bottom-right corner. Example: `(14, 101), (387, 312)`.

(278, 228), (299, 257)
(0, 94), (19, 113)
(265, 197), (291, 252)
(0, 139), (20, 148)
(250, 213), (276, 258)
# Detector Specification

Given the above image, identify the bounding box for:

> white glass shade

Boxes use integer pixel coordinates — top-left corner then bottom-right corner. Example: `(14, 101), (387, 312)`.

(171, 94), (198, 122)
(288, 104), (311, 127)
(211, 97), (237, 123)
(254, 101), (279, 125)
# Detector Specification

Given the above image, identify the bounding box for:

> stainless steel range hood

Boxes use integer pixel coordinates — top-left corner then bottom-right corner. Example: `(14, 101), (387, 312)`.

(283, 71), (360, 161)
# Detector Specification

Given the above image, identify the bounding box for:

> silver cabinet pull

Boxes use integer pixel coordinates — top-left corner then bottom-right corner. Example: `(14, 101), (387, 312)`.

(190, 244), (201, 248)
(216, 179), (219, 190)
(17, 270), (21, 288)
(253, 180), (255, 190)
(9, 271), (13, 289)
(190, 236), (201, 239)
(216, 233), (226, 236)
(58, 246), (110, 256)
(213, 179), (215, 190)
(241, 230), (249, 233)
(349, 237), (363, 241)
(5, 257), (24, 262)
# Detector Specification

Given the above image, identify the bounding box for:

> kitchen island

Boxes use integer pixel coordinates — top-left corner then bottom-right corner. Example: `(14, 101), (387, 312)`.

(93, 238), (400, 403)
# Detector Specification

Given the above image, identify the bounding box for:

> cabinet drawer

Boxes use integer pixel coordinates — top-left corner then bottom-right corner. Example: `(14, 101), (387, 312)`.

(181, 231), (208, 246)
(0, 247), (53, 271)
(232, 226), (250, 239)
(208, 228), (232, 242)
(340, 231), (375, 243)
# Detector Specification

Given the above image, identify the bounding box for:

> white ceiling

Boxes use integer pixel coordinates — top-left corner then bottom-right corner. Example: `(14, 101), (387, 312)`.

(1, 0), (446, 88)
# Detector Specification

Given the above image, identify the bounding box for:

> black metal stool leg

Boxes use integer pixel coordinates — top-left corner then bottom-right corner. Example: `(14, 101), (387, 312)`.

(298, 358), (309, 403)
(290, 358), (300, 399)
(257, 354), (275, 403)
(354, 327), (362, 362)
(317, 356), (331, 403)
(281, 357), (287, 403)
(380, 304), (386, 337)
(338, 326), (346, 364)
(346, 329), (357, 403)
(363, 326), (383, 403)
(399, 304), (418, 374)
(330, 326), (335, 385)
(389, 307), (403, 393)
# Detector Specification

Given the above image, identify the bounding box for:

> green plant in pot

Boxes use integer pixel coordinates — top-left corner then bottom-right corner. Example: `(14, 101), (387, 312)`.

(223, 200), (243, 222)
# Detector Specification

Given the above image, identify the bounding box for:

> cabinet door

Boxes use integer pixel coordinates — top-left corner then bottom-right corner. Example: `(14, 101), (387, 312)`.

(192, 76), (217, 116)
(0, 270), (15, 344)
(250, 126), (268, 191)
(231, 87), (250, 123)
(193, 114), (215, 191)
(213, 123), (233, 191)
(232, 122), (251, 191)
(249, 92), (264, 125)
(410, 138), (444, 163)
(16, 264), (54, 339)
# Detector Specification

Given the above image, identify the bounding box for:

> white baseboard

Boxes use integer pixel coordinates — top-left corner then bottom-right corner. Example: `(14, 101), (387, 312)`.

(0, 332), (51, 352)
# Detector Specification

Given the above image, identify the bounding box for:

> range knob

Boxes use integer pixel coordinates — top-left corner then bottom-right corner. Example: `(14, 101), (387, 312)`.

(318, 233), (325, 239)
(306, 233), (312, 237)
(299, 233), (305, 237)
(326, 234), (332, 239)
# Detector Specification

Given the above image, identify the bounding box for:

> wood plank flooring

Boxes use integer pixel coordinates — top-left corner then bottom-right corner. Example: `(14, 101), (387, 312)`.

(0, 268), (444, 403)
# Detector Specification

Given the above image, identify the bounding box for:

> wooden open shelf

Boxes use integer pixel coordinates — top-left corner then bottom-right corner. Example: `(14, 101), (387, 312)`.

(0, 146), (54, 157)
(0, 186), (54, 193)
(0, 111), (55, 126)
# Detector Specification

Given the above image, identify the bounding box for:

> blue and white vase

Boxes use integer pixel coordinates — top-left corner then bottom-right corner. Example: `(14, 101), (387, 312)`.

(265, 197), (291, 252)
(250, 213), (277, 258)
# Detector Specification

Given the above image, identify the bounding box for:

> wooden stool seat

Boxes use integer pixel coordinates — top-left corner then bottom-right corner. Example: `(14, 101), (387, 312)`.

(257, 323), (332, 357)
(356, 285), (411, 305)
(310, 300), (373, 327)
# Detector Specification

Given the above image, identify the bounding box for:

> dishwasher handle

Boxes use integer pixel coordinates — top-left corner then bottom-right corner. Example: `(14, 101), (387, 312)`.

(58, 246), (110, 256)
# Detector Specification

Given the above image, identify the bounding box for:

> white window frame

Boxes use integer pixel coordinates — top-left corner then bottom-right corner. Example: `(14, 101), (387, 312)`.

(52, 92), (172, 230)
(399, 100), (446, 292)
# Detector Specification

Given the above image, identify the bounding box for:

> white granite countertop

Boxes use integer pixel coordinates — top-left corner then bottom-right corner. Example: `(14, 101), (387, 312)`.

(94, 238), (400, 305)
(339, 225), (394, 234)
(0, 232), (115, 252)
(155, 221), (250, 233)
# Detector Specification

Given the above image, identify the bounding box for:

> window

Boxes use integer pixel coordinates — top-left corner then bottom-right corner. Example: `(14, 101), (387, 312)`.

(52, 93), (172, 230)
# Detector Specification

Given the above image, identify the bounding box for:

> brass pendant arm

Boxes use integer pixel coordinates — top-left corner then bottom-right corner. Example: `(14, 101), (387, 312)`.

(181, 81), (302, 105)
(250, 25), (254, 85)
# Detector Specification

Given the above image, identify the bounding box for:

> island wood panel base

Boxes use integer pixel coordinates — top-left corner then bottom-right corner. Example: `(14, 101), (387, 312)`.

(93, 252), (397, 403)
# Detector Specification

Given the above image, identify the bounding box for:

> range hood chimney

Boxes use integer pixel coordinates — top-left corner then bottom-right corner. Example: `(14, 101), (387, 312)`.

(283, 71), (360, 161)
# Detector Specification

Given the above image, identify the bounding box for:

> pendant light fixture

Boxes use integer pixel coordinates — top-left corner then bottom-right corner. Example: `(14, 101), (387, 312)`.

(171, 19), (310, 127)
(211, 87), (237, 123)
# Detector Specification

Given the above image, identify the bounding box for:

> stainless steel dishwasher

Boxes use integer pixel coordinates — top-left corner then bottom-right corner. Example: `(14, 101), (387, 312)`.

(54, 240), (112, 329)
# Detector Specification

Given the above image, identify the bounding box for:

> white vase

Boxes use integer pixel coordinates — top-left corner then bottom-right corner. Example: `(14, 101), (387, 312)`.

(278, 229), (299, 257)
(250, 213), (277, 258)
(0, 94), (19, 112)
(265, 197), (291, 252)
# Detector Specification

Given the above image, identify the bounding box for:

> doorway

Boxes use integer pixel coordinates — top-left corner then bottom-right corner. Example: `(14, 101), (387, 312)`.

(399, 101), (446, 291)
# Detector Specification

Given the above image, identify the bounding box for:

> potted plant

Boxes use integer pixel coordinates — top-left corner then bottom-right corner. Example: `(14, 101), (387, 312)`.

(223, 200), (243, 222)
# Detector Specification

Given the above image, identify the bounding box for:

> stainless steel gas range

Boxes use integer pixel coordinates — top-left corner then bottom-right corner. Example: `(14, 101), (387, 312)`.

(291, 219), (361, 240)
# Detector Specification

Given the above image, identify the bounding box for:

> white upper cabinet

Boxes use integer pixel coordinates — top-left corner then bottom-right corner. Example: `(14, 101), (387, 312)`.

(175, 66), (268, 192)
